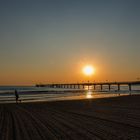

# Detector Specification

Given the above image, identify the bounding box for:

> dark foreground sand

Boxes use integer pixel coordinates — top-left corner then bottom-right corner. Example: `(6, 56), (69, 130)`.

(0, 95), (140, 140)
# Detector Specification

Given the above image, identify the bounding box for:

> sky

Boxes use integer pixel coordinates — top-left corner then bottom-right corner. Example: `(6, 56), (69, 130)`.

(0, 0), (140, 85)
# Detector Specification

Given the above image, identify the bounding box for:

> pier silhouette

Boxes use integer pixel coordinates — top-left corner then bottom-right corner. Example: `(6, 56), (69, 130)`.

(36, 81), (140, 91)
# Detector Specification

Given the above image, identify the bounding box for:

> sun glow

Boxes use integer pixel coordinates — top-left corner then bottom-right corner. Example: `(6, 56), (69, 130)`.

(83, 65), (95, 76)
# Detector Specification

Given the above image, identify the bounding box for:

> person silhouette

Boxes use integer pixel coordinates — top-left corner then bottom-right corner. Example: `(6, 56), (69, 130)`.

(15, 90), (19, 103)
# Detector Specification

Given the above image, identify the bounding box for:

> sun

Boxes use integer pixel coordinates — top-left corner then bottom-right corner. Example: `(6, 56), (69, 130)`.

(83, 65), (95, 76)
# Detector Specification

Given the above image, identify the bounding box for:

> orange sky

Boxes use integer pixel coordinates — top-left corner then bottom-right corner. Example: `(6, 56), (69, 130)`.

(0, 1), (140, 85)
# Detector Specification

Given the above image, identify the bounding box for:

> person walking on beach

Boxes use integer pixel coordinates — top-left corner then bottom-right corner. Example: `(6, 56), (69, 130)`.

(15, 90), (19, 103)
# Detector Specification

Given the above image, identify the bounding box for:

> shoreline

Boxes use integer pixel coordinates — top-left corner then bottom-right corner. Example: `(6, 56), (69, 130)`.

(0, 90), (139, 104)
(0, 91), (140, 104)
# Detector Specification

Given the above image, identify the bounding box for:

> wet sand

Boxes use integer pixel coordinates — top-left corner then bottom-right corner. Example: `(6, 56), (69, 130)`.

(0, 95), (140, 140)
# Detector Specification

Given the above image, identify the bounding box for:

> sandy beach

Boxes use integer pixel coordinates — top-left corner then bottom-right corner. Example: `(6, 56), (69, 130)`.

(0, 95), (140, 140)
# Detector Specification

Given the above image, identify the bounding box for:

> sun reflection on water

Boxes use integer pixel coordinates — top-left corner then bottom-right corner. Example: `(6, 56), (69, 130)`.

(86, 91), (93, 99)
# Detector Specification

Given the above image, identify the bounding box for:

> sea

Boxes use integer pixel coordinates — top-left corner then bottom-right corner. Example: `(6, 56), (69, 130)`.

(0, 85), (140, 103)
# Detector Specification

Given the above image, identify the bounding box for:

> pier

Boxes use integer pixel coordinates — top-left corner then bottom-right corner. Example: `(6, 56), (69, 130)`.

(36, 81), (140, 91)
